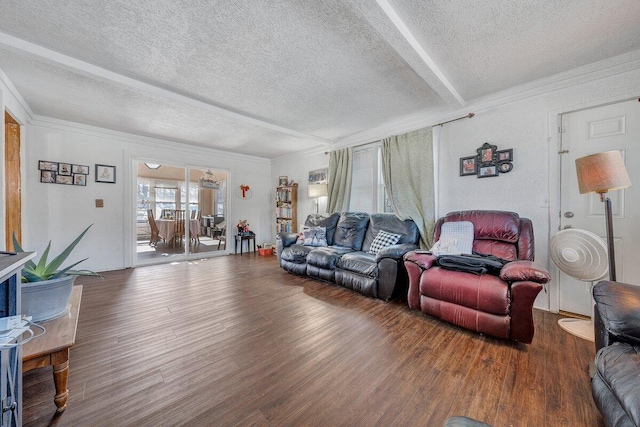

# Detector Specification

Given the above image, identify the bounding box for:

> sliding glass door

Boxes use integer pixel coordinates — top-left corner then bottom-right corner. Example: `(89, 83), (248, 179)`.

(135, 161), (227, 265)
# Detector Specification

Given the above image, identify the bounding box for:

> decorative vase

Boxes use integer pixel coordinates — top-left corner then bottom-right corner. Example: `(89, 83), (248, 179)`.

(21, 275), (76, 322)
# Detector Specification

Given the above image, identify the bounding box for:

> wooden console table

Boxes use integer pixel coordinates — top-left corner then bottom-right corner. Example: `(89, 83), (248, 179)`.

(22, 285), (82, 413)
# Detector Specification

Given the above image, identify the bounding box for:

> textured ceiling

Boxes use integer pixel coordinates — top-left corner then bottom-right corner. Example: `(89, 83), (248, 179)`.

(1, 0), (640, 158)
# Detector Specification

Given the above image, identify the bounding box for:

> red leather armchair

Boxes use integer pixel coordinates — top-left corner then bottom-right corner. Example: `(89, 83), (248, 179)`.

(403, 211), (550, 344)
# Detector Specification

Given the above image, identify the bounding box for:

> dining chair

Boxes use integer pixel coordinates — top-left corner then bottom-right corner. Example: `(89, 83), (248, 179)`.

(147, 209), (160, 247)
(173, 209), (186, 247)
(217, 226), (226, 250)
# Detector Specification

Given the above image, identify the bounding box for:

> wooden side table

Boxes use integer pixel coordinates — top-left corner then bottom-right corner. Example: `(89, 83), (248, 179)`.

(22, 285), (82, 413)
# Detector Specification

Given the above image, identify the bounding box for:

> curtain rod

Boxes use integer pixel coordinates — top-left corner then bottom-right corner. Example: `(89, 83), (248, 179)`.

(325, 112), (475, 154)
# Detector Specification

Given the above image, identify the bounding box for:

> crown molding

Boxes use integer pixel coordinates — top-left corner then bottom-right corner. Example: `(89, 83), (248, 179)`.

(0, 65), (33, 122)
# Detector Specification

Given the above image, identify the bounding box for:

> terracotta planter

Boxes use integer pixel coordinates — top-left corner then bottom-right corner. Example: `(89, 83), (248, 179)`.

(21, 275), (76, 322)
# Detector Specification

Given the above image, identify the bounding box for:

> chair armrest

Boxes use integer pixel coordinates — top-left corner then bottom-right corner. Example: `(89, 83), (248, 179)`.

(403, 251), (437, 270)
(376, 243), (419, 262)
(500, 260), (550, 284)
(403, 251), (438, 310)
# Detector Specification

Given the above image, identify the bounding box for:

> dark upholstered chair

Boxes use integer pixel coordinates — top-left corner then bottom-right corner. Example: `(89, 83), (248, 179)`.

(591, 281), (640, 427)
(404, 210), (550, 344)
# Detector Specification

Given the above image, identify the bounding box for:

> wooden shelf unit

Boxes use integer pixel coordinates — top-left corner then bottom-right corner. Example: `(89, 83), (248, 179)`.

(276, 184), (297, 234)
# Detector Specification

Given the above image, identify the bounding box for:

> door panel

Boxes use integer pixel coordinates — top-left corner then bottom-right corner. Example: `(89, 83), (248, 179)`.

(559, 99), (640, 315)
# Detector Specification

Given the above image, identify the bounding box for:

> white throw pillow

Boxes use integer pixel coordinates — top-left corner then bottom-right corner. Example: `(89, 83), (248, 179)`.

(430, 221), (474, 256)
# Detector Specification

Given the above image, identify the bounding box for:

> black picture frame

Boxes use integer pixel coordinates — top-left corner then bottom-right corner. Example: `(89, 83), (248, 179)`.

(73, 174), (87, 186)
(38, 160), (58, 171)
(496, 149), (513, 162)
(278, 176), (288, 187)
(478, 165), (498, 178)
(459, 156), (477, 176)
(72, 164), (90, 175)
(40, 170), (56, 183)
(56, 175), (73, 185)
(95, 164), (116, 183)
(58, 163), (72, 176)
(499, 162), (513, 173)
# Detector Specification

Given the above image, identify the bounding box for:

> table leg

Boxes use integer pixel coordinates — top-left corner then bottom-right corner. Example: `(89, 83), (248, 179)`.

(52, 349), (70, 413)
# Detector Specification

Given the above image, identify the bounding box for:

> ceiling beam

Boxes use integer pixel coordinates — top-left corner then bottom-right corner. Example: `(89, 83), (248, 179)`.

(356, 0), (465, 109)
(0, 31), (333, 145)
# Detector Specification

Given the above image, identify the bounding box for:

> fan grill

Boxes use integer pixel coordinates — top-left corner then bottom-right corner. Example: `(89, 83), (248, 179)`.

(549, 228), (608, 281)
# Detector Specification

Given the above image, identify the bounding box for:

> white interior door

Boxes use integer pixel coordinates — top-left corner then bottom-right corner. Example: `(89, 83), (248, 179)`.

(559, 99), (640, 316)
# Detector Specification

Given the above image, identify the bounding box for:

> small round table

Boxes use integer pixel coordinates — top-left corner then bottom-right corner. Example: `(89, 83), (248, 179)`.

(234, 233), (256, 255)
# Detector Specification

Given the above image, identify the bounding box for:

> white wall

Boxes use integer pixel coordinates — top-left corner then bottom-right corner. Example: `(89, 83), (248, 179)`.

(22, 117), (272, 273)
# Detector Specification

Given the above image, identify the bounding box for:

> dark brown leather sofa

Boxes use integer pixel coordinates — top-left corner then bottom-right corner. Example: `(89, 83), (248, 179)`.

(403, 210), (550, 344)
(591, 280), (640, 427)
(276, 212), (420, 300)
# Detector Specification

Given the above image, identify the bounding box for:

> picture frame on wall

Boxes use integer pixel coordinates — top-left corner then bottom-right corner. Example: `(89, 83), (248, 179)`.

(497, 149), (513, 162)
(73, 174), (87, 186)
(478, 166), (498, 178)
(58, 163), (72, 176)
(38, 161), (58, 171)
(459, 156), (476, 176)
(40, 170), (56, 183)
(278, 176), (289, 186)
(308, 168), (328, 184)
(56, 175), (73, 185)
(96, 164), (116, 183)
(72, 164), (90, 175)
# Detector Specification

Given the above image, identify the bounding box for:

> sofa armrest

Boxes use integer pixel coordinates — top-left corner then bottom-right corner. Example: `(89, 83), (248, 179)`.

(375, 243), (418, 262)
(500, 260), (550, 284)
(403, 251), (437, 270)
(593, 281), (640, 350)
(276, 232), (299, 266)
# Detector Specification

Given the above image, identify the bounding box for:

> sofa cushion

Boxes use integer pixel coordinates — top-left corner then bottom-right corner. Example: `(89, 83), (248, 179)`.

(362, 213), (419, 252)
(305, 213), (340, 246)
(306, 246), (353, 270)
(368, 230), (401, 254)
(334, 212), (370, 250)
(437, 211), (521, 243)
(337, 252), (378, 277)
(281, 244), (313, 264)
(594, 342), (640, 427)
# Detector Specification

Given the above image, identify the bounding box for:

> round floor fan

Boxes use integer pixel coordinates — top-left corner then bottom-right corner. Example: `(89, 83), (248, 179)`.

(549, 228), (608, 341)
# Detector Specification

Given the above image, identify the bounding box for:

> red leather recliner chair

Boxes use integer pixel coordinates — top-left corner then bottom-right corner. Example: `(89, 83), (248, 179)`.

(403, 211), (550, 344)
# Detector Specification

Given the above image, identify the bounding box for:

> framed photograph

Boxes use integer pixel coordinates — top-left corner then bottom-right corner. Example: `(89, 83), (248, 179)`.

(56, 175), (73, 185)
(308, 168), (328, 184)
(72, 164), (90, 175)
(73, 174), (87, 186)
(39, 161), (58, 171)
(40, 170), (56, 183)
(459, 156), (477, 176)
(497, 149), (513, 162)
(278, 176), (288, 187)
(96, 164), (116, 183)
(480, 147), (493, 162)
(58, 163), (72, 176)
(478, 166), (498, 178)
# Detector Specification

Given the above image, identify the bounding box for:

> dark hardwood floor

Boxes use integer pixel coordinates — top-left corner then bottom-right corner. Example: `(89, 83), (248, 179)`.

(22, 254), (603, 426)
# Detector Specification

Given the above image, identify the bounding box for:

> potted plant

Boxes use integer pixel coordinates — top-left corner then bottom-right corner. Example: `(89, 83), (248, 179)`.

(12, 225), (101, 322)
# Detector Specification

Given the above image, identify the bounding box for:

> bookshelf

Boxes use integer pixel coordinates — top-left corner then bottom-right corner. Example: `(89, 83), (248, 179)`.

(276, 184), (297, 234)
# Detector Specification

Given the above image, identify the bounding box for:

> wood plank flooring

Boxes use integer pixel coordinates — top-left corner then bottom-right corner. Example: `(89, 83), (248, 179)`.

(22, 254), (603, 426)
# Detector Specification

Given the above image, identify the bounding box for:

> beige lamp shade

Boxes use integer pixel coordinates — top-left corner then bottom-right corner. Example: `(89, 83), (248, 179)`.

(308, 183), (328, 198)
(575, 150), (631, 194)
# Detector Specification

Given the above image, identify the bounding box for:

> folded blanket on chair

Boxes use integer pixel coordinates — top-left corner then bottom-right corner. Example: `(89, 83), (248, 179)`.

(436, 253), (508, 276)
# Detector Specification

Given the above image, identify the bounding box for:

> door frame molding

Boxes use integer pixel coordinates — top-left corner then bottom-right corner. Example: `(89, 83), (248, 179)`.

(547, 94), (640, 313)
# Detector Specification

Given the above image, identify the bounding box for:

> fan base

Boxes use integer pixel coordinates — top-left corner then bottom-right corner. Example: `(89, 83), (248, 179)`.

(558, 318), (595, 342)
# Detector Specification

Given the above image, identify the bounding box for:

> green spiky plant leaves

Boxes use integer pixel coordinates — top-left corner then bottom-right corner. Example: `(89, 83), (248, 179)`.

(12, 224), (102, 283)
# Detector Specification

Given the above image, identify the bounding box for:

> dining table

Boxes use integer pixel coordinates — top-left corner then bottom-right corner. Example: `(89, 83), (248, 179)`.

(155, 218), (200, 244)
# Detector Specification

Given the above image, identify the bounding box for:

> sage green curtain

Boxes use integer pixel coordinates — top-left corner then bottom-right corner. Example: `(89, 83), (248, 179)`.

(382, 127), (435, 248)
(327, 147), (353, 213)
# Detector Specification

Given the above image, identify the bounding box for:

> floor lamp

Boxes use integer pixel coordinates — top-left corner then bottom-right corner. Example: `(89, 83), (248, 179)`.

(575, 150), (631, 282)
(308, 183), (328, 214)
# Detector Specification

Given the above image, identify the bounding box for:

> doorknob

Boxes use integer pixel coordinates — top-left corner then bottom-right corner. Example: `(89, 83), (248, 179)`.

(564, 212), (574, 218)
(563, 225), (574, 229)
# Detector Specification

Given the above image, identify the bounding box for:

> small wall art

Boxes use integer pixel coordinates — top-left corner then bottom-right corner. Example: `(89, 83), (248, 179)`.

(39, 160), (89, 186)
(308, 168), (328, 184)
(459, 143), (514, 178)
(95, 164), (116, 183)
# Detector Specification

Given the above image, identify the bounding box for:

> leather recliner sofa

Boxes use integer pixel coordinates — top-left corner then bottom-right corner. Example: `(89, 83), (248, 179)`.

(403, 210), (550, 344)
(276, 212), (420, 300)
(591, 280), (640, 427)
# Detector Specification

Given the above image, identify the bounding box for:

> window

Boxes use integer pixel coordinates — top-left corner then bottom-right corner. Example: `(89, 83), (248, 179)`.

(349, 144), (390, 213)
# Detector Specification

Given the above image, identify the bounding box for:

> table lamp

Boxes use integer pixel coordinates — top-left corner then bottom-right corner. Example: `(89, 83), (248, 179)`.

(308, 183), (328, 214)
(575, 150), (631, 281)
